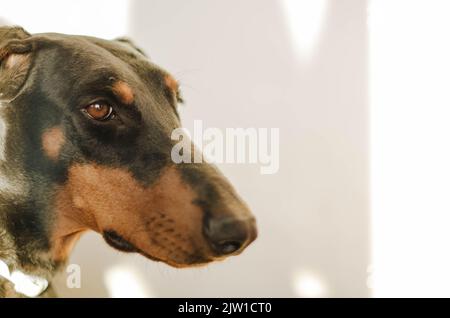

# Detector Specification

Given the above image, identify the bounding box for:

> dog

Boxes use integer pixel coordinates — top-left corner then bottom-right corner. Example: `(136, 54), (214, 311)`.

(0, 26), (257, 297)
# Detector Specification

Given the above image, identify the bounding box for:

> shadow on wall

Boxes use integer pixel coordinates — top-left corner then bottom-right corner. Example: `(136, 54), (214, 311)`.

(54, 0), (369, 297)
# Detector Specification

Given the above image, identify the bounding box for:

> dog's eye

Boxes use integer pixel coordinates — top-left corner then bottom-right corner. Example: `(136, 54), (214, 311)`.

(83, 102), (114, 121)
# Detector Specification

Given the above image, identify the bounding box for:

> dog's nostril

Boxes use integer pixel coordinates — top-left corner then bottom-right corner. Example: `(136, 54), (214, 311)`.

(204, 217), (252, 256)
(216, 240), (243, 255)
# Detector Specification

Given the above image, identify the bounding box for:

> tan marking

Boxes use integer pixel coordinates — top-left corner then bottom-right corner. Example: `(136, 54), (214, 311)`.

(52, 230), (85, 262)
(51, 164), (207, 266)
(164, 74), (179, 93)
(42, 127), (65, 161)
(112, 81), (134, 105)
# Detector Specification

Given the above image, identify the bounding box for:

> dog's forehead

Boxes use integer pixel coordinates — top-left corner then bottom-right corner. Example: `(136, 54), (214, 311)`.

(32, 33), (177, 107)
(35, 33), (165, 83)
(41, 33), (139, 60)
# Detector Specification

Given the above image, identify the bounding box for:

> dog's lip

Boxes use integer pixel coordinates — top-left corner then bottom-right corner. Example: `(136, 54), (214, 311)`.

(102, 230), (215, 267)
(102, 230), (163, 262)
(103, 230), (138, 253)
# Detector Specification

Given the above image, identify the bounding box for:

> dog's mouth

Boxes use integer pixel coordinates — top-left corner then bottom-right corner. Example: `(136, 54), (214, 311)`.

(103, 230), (138, 253)
(102, 230), (171, 263)
(102, 229), (214, 267)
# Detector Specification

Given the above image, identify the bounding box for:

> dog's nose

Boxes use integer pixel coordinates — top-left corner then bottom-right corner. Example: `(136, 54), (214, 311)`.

(204, 216), (256, 256)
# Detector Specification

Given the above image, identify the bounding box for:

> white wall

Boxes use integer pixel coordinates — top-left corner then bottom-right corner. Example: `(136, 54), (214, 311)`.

(370, 0), (450, 297)
(0, 0), (129, 38)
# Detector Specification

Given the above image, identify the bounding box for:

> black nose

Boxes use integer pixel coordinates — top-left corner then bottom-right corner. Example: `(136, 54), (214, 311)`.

(204, 216), (256, 256)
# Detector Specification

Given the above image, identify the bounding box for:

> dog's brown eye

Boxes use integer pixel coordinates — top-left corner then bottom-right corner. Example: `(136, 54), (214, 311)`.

(83, 103), (114, 121)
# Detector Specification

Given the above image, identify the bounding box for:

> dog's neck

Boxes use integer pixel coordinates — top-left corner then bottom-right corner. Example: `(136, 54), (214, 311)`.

(0, 104), (67, 297)
(0, 194), (60, 297)
(0, 220), (57, 297)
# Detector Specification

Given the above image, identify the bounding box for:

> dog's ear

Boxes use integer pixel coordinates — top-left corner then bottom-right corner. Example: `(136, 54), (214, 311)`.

(0, 26), (33, 101)
(115, 37), (148, 57)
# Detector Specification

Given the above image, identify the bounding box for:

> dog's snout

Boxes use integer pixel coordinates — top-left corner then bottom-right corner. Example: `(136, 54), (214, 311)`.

(178, 163), (257, 261)
(204, 216), (257, 256)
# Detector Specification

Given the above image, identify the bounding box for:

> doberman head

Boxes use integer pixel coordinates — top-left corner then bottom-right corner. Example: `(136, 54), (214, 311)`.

(0, 26), (257, 282)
